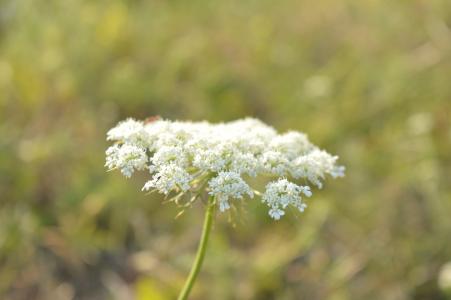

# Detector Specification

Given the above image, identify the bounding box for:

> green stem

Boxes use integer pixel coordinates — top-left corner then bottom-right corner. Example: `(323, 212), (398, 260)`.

(177, 196), (215, 300)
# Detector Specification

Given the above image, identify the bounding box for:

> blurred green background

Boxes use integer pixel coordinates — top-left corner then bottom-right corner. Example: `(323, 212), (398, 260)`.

(1, 0), (451, 299)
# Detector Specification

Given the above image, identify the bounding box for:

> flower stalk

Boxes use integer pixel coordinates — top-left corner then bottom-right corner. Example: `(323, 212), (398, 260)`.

(177, 196), (216, 300)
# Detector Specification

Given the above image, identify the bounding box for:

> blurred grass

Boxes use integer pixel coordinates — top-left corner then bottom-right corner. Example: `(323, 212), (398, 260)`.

(1, 0), (451, 299)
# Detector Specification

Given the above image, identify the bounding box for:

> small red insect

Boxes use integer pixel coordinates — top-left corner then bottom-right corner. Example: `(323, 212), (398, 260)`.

(144, 115), (161, 124)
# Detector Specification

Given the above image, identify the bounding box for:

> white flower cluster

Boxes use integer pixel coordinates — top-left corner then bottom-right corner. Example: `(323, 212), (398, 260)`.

(262, 179), (311, 220)
(105, 117), (344, 220)
(208, 171), (254, 212)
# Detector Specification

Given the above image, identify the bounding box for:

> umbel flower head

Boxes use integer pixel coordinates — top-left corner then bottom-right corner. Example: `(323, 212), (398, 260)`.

(105, 117), (344, 220)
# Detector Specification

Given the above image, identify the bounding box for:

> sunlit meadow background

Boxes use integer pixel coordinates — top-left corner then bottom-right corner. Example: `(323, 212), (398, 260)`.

(1, 0), (451, 299)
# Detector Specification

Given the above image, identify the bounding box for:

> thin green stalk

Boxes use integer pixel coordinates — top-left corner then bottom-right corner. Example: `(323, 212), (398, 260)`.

(177, 196), (215, 300)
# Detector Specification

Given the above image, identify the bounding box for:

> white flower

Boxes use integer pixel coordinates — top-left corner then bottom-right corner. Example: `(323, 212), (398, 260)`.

(143, 163), (192, 194)
(290, 149), (343, 188)
(229, 152), (259, 177)
(262, 179), (311, 220)
(259, 151), (289, 176)
(106, 117), (344, 219)
(208, 171), (254, 212)
(268, 208), (285, 220)
(105, 144), (148, 178)
(192, 143), (231, 172)
(107, 119), (150, 147)
(269, 131), (313, 159)
(151, 146), (188, 168)
(331, 165), (346, 178)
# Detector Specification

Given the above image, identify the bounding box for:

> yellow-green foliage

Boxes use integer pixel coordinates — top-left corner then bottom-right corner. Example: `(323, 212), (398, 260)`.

(0, 0), (450, 299)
